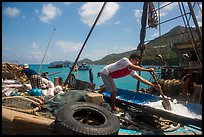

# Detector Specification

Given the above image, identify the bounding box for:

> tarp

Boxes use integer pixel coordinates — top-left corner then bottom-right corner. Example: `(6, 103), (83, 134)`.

(43, 90), (87, 112)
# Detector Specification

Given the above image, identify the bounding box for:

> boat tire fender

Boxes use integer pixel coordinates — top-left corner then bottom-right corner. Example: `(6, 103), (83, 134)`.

(55, 102), (120, 135)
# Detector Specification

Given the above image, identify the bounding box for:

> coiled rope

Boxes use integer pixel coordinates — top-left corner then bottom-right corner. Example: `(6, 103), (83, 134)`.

(2, 96), (43, 114)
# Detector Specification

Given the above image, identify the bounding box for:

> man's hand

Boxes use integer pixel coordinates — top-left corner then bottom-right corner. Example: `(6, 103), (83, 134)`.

(148, 68), (155, 72)
(153, 84), (161, 91)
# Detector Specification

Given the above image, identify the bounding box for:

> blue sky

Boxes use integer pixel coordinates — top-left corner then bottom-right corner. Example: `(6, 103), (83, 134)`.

(2, 2), (202, 64)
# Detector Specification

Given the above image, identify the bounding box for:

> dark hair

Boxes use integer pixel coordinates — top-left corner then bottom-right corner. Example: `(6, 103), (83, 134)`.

(129, 53), (141, 60)
(41, 72), (48, 76)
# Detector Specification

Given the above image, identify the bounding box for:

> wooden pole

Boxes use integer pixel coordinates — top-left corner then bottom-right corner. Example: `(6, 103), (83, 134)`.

(136, 2), (148, 92)
(65, 2), (107, 85)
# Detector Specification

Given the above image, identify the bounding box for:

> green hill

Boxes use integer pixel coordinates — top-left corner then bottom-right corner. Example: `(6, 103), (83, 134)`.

(77, 58), (94, 65)
(49, 25), (201, 66)
(93, 25), (201, 65)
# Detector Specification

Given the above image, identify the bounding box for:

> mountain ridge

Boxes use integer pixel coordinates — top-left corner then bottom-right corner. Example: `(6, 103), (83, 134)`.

(49, 25), (201, 66)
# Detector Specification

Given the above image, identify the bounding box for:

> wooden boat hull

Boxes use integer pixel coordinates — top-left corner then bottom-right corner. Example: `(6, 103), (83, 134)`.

(2, 89), (202, 135)
(2, 107), (56, 135)
(2, 98), (202, 135)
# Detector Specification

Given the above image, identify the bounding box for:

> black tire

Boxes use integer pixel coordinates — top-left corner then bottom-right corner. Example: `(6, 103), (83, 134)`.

(55, 102), (120, 135)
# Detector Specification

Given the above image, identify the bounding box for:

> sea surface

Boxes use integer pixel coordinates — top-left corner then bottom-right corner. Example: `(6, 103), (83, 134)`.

(29, 64), (159, 91)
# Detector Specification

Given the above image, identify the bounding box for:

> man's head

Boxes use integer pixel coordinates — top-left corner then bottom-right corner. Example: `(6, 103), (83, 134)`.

(129, 53), (141, 65)
(23, 64), (29, 69)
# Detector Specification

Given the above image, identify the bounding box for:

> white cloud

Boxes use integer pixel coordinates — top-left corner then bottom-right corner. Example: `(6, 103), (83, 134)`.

(79, 2), (119, 26)
(84, 45), (136, 61)
(83, 49), (110, 61)
(56, 40), (82, 52)
(64, 2), (72, 6)
(134, 9), (143, 23)
(124, 28), (131, 32)
(113, 46), (118, 50)
(198, 21), (202, 27)
(133, 3), (174, 24)
(160, 2), (177, 11)
(134, 9), (142, 18)
(114, 21), (121, 25)
(3, 47), (9, 51)
(4, 7), (20, 17)
(199, 3), (202, 11)
(110, 45), (136, 54)
(196, 15), (202, 24)
(39, 3), (62, 23)
(192, 21), (202, 27)
(159, 2), (178, 17)
(22, 15), (26, 19)
(31, 42), (38, 49)
(153, 32), (159, 38)
(196, 11), (202, 20)
(35, 9), (39, 14)
(115, 46), (136, 53)
(134, 2), (178, 25)
(25, 51), (43, 61)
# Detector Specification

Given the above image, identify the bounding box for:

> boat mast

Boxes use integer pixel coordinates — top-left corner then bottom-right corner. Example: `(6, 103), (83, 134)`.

(64, 2), (107, 85)
(136, 2), (149, 92)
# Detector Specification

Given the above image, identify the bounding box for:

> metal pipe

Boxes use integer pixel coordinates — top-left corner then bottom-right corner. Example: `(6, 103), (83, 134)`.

(148, 2), (174, 14)
(187, 2), (202, 43)
(181, 2), (202, 65)
(146, 12), (190, 29)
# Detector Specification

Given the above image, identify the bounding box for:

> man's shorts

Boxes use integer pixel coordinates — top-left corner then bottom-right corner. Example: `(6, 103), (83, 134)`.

(100, 73), (117, 93)
(30, 75), (43, 89)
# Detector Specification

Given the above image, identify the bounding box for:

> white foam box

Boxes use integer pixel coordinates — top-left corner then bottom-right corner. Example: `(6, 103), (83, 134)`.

(85, 92), (103, 106)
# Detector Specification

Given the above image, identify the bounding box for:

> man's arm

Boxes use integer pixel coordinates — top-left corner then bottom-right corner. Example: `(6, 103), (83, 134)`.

(132, 74), (154, 87)
(129, 64), (154, 72)
(132, 74), (160, 90)
(19, 69), (25, 77)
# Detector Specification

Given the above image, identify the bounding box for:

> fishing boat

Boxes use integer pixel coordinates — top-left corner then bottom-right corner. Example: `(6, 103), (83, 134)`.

(63, 64), (70, 67)
(2, 2), (202, 135)
(48, 64), (63, 68)
(78, 63), (90, 70)
(2, 88), (202, 135)
(1, 64), (202, 135)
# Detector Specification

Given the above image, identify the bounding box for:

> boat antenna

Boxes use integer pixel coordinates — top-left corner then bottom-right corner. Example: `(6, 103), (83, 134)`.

(64, 2), (107, 85)
(38, 28), (56, 74)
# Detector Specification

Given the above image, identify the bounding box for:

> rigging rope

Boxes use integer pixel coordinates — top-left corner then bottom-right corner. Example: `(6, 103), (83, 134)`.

(65, 2), (107, 85)
(38, 28), (56, 74)
(197, 2), (202, 13)
(2, 96), (43, 114)
(178, 2), (202, 65)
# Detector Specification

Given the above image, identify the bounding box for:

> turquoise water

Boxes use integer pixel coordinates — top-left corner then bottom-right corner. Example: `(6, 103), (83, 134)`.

(29, 64), (156, 91)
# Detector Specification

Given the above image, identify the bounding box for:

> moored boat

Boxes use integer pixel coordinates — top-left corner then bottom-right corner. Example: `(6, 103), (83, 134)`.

(48, 64), (63, 68)
(78, 63), (90, 70)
